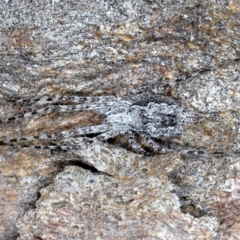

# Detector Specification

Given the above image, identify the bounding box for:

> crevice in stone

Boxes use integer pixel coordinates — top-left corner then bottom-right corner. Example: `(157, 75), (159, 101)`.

(168, 158), (210, 219)
(22, 158), (105, 216)
(179, 198), (209, 218)
(33, 235), (44, 240)
(66, 160), (99, 173)
(65, 160), (114, 177)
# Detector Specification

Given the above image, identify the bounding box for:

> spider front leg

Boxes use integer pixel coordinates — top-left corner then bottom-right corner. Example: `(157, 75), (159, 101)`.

(140, 133), (170, 154)
(59, 124), (114, 138)
(37, 124), (113, 140)
(1, 96), (118, 124)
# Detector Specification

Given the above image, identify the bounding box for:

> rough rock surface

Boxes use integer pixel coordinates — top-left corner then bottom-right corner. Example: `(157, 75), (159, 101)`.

(0, 0), (240, 239)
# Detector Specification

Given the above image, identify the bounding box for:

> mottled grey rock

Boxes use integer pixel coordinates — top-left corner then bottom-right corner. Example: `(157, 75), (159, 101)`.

(0, 0), (240, 239)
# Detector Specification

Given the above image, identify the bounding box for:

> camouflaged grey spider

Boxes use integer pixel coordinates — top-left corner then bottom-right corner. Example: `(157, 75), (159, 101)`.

(3, 92), (197, 155)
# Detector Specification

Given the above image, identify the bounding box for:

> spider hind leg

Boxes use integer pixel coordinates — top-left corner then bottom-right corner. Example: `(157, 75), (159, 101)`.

(127, 131), (150, 156)
(57, 124), (112, 139)
(95, 129), (122, 140)
(140, 133), (170, 154)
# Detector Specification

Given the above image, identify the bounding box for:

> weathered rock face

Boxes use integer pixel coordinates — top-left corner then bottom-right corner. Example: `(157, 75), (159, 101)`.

(16, 161), (219, 240)
(0, 0), (240, 239)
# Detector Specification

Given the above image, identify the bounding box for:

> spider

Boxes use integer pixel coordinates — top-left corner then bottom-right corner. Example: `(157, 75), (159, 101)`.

(2, 92), (197, 155)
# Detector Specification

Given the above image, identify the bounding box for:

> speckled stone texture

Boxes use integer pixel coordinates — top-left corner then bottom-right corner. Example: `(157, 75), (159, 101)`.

(17, 161), (219, 240)
(0, 0), (240, 239)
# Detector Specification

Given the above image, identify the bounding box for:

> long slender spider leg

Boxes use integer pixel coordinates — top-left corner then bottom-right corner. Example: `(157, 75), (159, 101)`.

(0, 101), (114, 124)
(127, 130), (149, 155)
(2, 124), (112, 144)
(129, 81), (179, 96)
(183, 111), (204, 123)
(18, 142), (77, 152)
(8, 95), (118, 108)
(1, 136), (63, 151)
(50, 124), (113, 139)
(0, 107), (58, 124)
(93, 126), (129, 141)
(140, 133), (169, 154)
(1, 96), (119, 124)
(130, 92), (177, 106)
(94, 130), (120, 141)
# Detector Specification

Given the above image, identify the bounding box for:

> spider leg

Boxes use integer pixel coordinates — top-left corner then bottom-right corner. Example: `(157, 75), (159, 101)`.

(55, 124), (113, 139)
(20, 142), (78, 152)
(1, 96), (119, 124)
(140, 133), (169, 154)
(130, 92), (177, 106)
(3, 124), (112, 143)
(0, 103), (109, 125)
(32, 101), (114, 117)
(6, 94), (118, 107)
(183, 111), (204, 123)
(127, 130), (150, 156)
(94, 130), (120, 141)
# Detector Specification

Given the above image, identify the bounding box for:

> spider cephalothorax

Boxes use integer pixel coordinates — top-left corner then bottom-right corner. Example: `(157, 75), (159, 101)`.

(1, 92), (197, 155)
